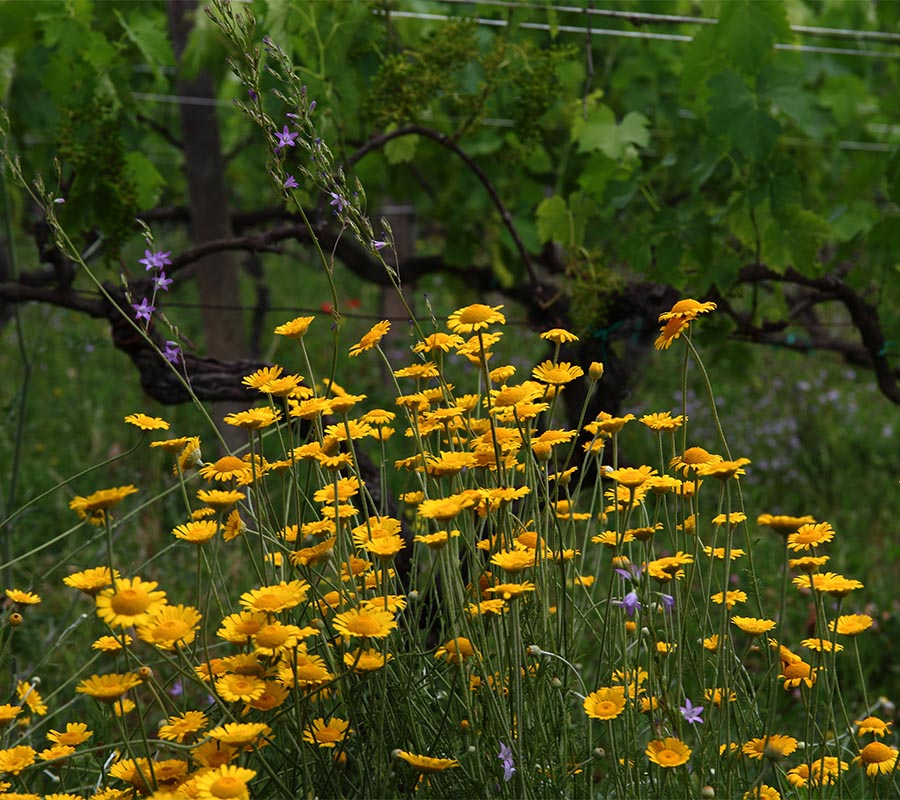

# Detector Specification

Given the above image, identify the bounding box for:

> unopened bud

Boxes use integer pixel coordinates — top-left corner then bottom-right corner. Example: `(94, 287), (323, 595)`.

(589, 361), (604, 381)
(138, 666), (153, 680)
(9, 612), (23, 627)
(701, 787), (715, 799)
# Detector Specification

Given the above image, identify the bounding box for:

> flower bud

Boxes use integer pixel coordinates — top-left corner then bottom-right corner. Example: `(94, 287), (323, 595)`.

(589, 361), (604, 381)
(9, 612), (23, 627)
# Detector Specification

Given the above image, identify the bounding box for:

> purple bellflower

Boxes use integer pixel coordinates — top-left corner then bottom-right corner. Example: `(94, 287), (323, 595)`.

(613, 590), (642, 617)
(274, 125), (299, 150)
(139, 249), (172, 271)
(152, 271), (173, 292)
(283, 175), (299, 189)
(132, 298), (155, 322)
(329, 192), (347, 213)
(162, 341), (181, 365)
(680, 698), (704, 724)
(498, 742), (515, 782)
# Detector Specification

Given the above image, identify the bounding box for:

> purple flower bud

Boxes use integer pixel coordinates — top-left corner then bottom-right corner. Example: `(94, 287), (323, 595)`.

(284, 175), (299, 189)
(309, 100), (316, 113)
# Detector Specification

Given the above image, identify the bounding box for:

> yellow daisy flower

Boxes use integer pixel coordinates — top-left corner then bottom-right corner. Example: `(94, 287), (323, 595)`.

(274, 315), (314, 338)
(95, 576), (167, 628)
(646, 737), (691, 767)
(349, 320), (391, 357)
(447, 303), (505, 333)
(124, 413), (170, 431)
(583, 687), (627, 720)
(304, 718), (351, 748)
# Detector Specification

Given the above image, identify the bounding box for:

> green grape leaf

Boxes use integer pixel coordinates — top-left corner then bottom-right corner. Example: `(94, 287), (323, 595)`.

(717, 0), (791, 76)
(124, 151), (165, 211)
(384, 133), (419, 164)
(707, 70), (778, 160)
(536, 194), (571, 245)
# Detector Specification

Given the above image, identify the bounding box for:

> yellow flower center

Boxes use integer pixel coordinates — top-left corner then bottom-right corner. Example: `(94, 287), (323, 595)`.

(214, 456), (246, 472)
(157, 620), (189, 638)
(256, 625), (289, 647)
(112, 589), (150, 616)
(348, 614), (381, 636)
(655, 748), (681, 766)
(862, 742), (893, 763)
(457, 304), (495, 323)
(316, 727), (341, 743)
(210, 776), (244, 798)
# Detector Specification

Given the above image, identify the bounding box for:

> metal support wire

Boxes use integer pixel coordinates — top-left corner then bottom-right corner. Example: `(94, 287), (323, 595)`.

(438, 0), (900, 44)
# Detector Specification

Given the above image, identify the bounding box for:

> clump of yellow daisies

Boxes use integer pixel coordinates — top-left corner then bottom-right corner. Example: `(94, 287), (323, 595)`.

(1, 298), (885, 799)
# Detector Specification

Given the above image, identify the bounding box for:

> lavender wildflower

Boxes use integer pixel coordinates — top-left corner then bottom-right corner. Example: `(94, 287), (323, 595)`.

(372, 239), (388, 250)
(329, 192), (347, 213)
(660, 593), (675, 613)
(613, 590), (642, 617)
(152, 271), (173, 292)
(498, 742), (515, 781)
(162, 341), (181, 364)
(274, 125), (299, 150)
(283, 175), (299, 189)
(132, 298), (155, 323)
(679, 698), (704, 724)
(139, 249), (172, 271)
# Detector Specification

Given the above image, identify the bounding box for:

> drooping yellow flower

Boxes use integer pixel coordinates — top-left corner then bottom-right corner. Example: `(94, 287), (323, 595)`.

(742, 734), (798, 760)
(646, 737), (691, 767)
(349, 320), (391, 356)
(801, 637), (843, 653)
(223, 509), (246, 541)
(654, 298), (716, 350)
(447, 303), (505, 333)
(695, 457), (750, 480)
(540, 327), (579, 343)
(394, 361), (440, 379)
(191, 740), (239, 769)
(239, 580), (309, 613)
(757, 513), (816, 535)
(274, 315), (314, 338)
(531, 360), (584, 385)
(414, 331), (465, 353)
(332, 607), (397, 639)
(4, 589), (41, 606)
(62, 566), (119, 595)
(639, 411), (685, 432)
(394, 749), (460, 773)
(704, 545), (745, 560)
(194, 764), (257, 800)
(124, 413), (170, 431)
(343, 648), (392, 672)
(606, 465), (657, 489)
(414, 529), (460, 550)
(69, 485), (138, 525)
(417, 494), (476, 522)
(435, 637), (479, 664)
(732, 617), (776, 636)
(490, 548), (537, 573)
(583, 687), (627, 720)
(158, 711), (208, 743)
(855, 741), (898, 775)
(710, 590), (747, 610)
(75, 672), (143, 704)
(95, 576), (167, 628)
(15, 681), (47, 715)
(856, 716), (892, 737)
(199, 455), (251, 482)
(224, 407), (281, 430)
(304, 718), (351, 748)
(743, 785), (781, 800)
(830, 614), (873, 636)
(485, 581), (536, 601)
(780, 659), (817, 690)
(171, 520), (220, 544)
